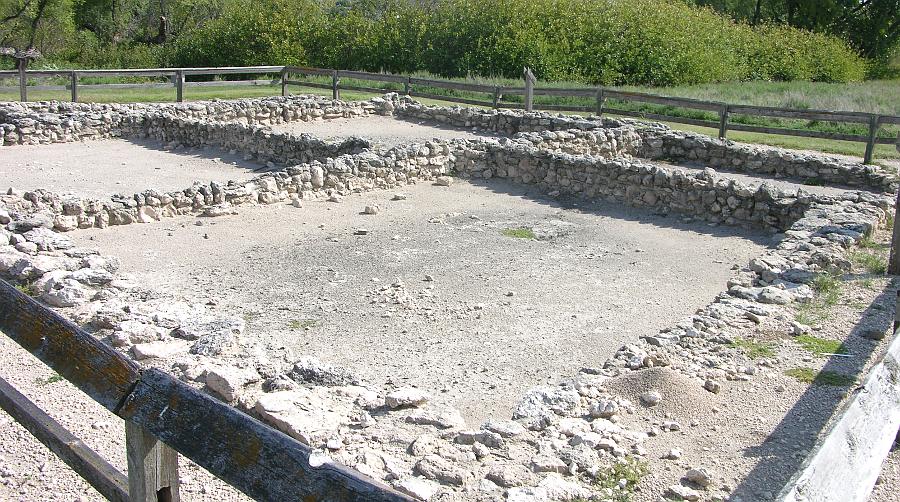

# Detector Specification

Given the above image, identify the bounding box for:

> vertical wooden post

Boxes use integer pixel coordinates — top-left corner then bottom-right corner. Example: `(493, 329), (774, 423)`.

(70, 71), (78, 102)
(331, 70), (340, 100)
(888, 189), (900, 276)
(864, 114), (879, 165)
(718, 103), (729, 139)
(595, 88), (605, 117)
(404, 76), (411, 96)
(126, 421), (180, 502)
(492, 86), (501, 109)
(17, 59), (27, 102)
(523, 67), (535, 112)
(174, 70), (184, 103)
(280, 68), (286, 97)
(893, 289), (900, 334)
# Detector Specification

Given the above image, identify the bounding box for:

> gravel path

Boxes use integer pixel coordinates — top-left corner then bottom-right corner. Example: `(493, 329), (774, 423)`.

(70, 179), (770, 424)
(270, 115), (502, 148)
(0, 139), (262, 199)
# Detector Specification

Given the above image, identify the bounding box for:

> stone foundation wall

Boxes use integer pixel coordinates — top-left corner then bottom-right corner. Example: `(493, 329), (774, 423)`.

(0, 95), (393, 146)
(1, 140), (452, 232)
(134, 114), (371, 167)
(451, 139), (817, 232)
(636, 127), (895, 192)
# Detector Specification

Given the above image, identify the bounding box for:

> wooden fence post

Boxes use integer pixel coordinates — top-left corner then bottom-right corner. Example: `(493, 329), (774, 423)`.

(174, 70), (184, 103)
(894, 289), (900, 334)
(126, 421), (180, 502)
(280, 68), (286, 97)
(404, 76), (411, 96)
(595, 88), (605, 117)
(523, 67), (535, 112)
(492, 86), (501, 109)
(888, 189), (900, 276)
(332, 70), (340, 100)
(70, 71), (78, 102)
(17, 59), (27, 102)
(864, 114), (879, 164)
(718, 103), (729, 139)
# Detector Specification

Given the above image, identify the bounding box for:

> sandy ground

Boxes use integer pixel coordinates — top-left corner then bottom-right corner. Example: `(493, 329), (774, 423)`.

(0, 139), (262, 199)
(70, 179), (770, 425)
(270, 115), (502, 148)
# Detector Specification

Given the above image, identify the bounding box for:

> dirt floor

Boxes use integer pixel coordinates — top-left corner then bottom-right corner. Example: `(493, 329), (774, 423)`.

(70, 179), (771, 424)
(0, 138), (262, 199)
(270, 115), (503, 148)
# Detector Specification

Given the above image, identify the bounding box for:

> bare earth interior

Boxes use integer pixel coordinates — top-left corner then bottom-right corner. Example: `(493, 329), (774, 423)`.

(69, 179), (769, 424)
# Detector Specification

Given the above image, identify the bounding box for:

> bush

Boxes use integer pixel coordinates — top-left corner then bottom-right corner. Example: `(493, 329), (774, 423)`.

(165, 0), (867, 86)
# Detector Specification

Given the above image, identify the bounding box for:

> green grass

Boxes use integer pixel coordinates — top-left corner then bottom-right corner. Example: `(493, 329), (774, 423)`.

(785, 367), (855, 386)
(795, 335), (848, 356)
(591, 457), (649, 501)
(288, 319), (319, 330)
(850, 250), (888, 275)
(729, 337), (776, 359)
(812, 273), (843, 306)
(502, 227), (536, 239)
(795, 273), (844, 326)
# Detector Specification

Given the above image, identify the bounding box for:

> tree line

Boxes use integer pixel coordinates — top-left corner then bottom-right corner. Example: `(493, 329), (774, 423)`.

(0, 0), (893, 85)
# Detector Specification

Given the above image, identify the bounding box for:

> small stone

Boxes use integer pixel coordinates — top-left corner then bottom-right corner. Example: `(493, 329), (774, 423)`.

(392, 193), (408, 201)
(530, 455), (568, 474)
(704, 379), (722, 394)
(385, 388), (430, 409)
(395, 477), (439, 501)
(423, 274), (434, 282)
(667, 484), (700, 501)
(354, 228), (370, 235)
(131, 341), (189, 360)
(326, 439), (343, 451)
(434, 176), (453, 187)
(791, 321), (811, 336)
(364, 205), (380, 215)
(665, 448), (682, 460)
(640, 390), (662, 406)
(483, 419), (527, 438)
(685, 468), (712, 487)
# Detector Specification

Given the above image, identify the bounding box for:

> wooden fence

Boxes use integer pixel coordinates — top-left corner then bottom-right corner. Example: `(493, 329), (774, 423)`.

(0, 279), (413, 502)
(2, 64), (899, 164)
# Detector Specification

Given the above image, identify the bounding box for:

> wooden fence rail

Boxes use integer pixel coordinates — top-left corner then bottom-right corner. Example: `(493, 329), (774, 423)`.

(0, 279), (414, 502)
(2, 64), (899, 164)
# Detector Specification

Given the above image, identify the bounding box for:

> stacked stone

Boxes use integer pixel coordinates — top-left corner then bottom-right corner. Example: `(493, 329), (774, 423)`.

(393, 98), (624, 135)
(137, 114), (371, 166)
(637, 127), (896, 192)
(451, 138), (823, 232)
(512, 128), (641, 158)
(0, 94), (393, 147)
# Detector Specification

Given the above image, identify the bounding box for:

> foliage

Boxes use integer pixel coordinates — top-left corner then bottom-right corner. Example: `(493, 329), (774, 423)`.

(1, 0), (869, 86)
(592, 457), (649, 501)
(850, 250), (888, 275)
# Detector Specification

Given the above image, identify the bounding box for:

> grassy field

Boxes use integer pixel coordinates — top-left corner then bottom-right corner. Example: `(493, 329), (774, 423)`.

(1, 78), (897, 162)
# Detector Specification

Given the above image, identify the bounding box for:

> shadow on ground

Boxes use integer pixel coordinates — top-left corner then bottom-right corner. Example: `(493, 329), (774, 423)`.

(465, 177), (775, 245)
(730, 278), (898, 501)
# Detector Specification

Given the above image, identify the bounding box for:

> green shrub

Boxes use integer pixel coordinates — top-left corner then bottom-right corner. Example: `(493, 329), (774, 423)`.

(164, 0), (867, 86)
